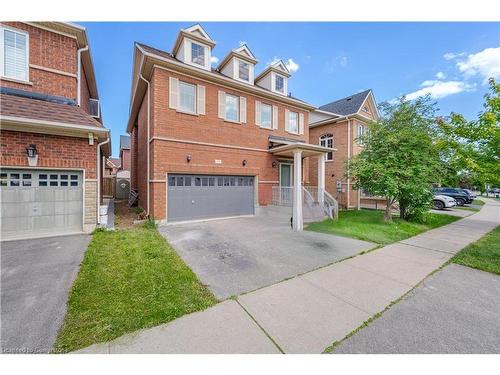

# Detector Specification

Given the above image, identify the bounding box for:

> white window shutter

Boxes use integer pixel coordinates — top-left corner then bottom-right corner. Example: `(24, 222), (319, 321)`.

(240, 96), (247, 123)
(255, 101), (261, 126)
(285, 109), (290, 131)
(272, 105), (279, 130)
(218, 90), (226, 119)
(197, 85), (205, 115)
(169, 77), (178, 109)
(299, 113), (305, 134)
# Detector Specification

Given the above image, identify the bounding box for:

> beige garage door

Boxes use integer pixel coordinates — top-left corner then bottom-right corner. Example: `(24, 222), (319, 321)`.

(0, 169), (83, 240)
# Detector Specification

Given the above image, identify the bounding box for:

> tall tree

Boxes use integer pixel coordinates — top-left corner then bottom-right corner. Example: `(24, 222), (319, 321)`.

(349, 96), (440, 222)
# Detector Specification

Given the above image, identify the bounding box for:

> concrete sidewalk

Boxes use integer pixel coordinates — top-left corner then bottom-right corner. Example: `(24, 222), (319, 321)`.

(77, 199), (499, 354)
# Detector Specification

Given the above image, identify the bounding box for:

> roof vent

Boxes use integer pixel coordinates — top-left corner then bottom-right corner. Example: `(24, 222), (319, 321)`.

(346, 97), (352, 101)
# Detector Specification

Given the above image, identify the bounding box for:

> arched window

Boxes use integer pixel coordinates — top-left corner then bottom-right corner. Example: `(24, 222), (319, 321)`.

(319, 133), (334, 161)
(357, 123), (365, 145)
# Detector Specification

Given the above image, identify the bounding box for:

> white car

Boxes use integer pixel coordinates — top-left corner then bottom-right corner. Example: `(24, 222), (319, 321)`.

(433, 194), (457, 210)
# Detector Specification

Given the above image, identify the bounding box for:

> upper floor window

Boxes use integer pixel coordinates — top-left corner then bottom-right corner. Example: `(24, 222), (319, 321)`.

(238, 60), (250, 82)
(1, 27), (29, 82)
(288, 111), (299, 133)
(320, 134), (334, 161)
(191, 42), (206, 67)
(225, 94), (239, 122)
(179, 81), (197, 113)
(260, 103), (272, 129)
(275, 74), (285, 94)
(357, 123), (365, 144)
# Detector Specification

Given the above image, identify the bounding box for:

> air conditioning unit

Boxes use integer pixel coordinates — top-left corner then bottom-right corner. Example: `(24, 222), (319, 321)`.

(89, 98), (100, 118)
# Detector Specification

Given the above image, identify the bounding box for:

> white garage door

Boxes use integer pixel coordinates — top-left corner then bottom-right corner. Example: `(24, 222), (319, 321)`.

(1, 169), (83, 240)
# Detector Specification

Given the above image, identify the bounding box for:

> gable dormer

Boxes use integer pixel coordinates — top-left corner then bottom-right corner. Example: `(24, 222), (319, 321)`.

(172, 24), (215, 71)
(217, 44), (258, 85)
(255, 60), (290, 96)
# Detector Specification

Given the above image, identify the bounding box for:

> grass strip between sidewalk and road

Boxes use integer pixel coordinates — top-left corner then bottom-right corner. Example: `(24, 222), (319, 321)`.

(53, 223), (217, 353)
(306, 209), (460, 245)
(452, 226), (500, 275)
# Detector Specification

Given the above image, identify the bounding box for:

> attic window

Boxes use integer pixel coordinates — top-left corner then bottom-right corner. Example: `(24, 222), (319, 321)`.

(238, 60), (250, 82)
(275, 75), (285, 93)
(191, 42), (205, 67)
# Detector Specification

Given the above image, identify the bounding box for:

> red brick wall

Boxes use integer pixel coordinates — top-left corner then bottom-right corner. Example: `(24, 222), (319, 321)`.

(121, 149), (131, 171)
(0, 130), (97, 178)
(134, 67), (310, 220)
(131, 127), (138, 189)
(0, 22), (78, 100)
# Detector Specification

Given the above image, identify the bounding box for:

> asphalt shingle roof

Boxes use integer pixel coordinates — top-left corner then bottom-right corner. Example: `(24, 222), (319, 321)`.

(319, 89), (372, 116)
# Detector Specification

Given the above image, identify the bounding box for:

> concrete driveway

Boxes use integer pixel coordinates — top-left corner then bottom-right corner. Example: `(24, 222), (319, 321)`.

(333, 264), (500, 353)
(160, 208), (374, 299)
(1, 234), (90, 353)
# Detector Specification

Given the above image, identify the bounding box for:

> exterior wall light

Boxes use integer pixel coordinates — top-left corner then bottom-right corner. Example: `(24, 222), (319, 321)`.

(242, 159), (247, 166)
(187, 154), (192, 163)
(26, 144), (38, 167)
(272, 161), (277, 168)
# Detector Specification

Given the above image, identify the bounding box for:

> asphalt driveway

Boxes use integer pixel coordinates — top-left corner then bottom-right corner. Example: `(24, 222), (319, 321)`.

(1, 234), (90, 353)
(160, 208), (374, 299)
(333, 264), (500, 354)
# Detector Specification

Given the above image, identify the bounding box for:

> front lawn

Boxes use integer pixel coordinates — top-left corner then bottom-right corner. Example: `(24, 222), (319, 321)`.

(452, 226), (500, 275)
(53, 223), (217, 353)
(306, 209), (459, 245)
(472, 199), (485, 206)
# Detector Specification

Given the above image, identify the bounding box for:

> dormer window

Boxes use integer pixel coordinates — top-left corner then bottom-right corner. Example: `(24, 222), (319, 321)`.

(191, 42), (206, 67)
(238, 60), (250, 82)
(275, 75), (285, 94)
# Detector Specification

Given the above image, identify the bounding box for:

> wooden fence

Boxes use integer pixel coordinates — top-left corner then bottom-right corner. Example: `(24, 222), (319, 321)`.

(103, 176), (115, 197)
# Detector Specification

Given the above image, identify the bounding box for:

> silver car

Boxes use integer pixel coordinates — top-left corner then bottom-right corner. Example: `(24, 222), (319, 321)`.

(432, 194), (457, 210)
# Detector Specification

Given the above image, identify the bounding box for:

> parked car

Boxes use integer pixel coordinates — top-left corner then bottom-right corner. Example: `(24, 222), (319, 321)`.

(433, 187), (473, 206)
(462, 189), (476, 199)
(432, 194), (457, 210)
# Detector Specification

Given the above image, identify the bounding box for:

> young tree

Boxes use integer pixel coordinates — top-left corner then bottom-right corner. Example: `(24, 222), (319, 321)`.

(350, 96), (440, 222)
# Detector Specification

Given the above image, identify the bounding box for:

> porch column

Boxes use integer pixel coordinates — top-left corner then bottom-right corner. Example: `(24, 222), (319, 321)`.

(292, 150), (303, 231)
(317, 153), (325, 205)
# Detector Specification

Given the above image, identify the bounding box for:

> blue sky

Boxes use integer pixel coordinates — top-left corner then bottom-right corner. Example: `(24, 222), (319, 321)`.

(79, 22), (500, 156)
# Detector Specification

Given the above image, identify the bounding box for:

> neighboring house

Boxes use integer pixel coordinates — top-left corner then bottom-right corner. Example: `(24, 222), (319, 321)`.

(127, 24), (331, 230)
(105, 157), (121, 176)
(308, 89), (380, 209)
(118, 134), (131, 178)
(0, 22), (110, 240)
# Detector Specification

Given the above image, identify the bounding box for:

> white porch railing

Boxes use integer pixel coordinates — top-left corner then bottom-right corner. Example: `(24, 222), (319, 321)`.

(272, 186), (293, 206)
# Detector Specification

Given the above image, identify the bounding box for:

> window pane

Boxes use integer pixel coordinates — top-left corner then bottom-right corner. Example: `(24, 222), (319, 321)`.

(191, 42), (205, 66)
(10, 180), (20, 186)
(218, 177), (223, 186)
(195, 177), (201, 186)
(275, 75), (284, 93)
(39, 174), (47, 180)
(169, 176), (176, 186)
(238, 60), (250, 81)
(60, 181), (68, 186)
(50, 181), (58, 186)
(202, 177), (208, 187)
(4, 30), (27, 81)
(0, 173), (6, 179)
(39, 181), (47, 187)
(177, 176), (184, 187)
(71, 175), (79, 180)
(22, 173), (31, 179)
(60, 175), (68, 180)
(185, 176), (191, 186)
(209, 177), (215, 186)
(50, 174), (58, 180)
(10, 173), (19, 179)
(289, 112), (299, 133)
(225, 94), (239, 121)
(179, 82), (196, 113)
(23, 180), (32, 186)
(261, 104), (272, 128)
(70, 181), (78, 187)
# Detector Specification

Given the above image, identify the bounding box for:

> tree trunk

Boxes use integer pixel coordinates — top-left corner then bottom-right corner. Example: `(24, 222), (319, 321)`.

(384, 198), (393, 222)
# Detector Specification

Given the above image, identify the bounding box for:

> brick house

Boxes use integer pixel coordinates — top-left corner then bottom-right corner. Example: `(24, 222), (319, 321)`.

(308, 90), (380, 209)
(127, 24), (332, 230)
(0, 22), (110, 240)
(118, 134), (131, 178)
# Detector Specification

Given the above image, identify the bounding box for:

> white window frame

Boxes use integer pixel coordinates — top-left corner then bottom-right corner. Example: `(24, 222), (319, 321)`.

(288, 111), (299, 134)
(260, 103), (273, 129)
(236, 58), (250, 83)
(224, 93), (240, 122)
(0, 25), (30, 83)
(190, 41), (206, 68)
(320, 134), (334, 161)
(178, 81), (197, 114)
(357, 123), (365, 145)
(274, 73), (285, 94)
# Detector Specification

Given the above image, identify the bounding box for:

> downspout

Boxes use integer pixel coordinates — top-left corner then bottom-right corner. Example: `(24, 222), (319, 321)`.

(96, 136), (110, 225)
(77, 46), (89, 106)
(346, 117), (351, 209)
(139, 74), (151, 217)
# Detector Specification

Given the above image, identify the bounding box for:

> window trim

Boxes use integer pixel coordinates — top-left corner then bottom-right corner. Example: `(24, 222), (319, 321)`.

(235, 58), (251, 83)
(224, 93), (240, 123)
(287, 110), (299, 134)
(0, 25), (30, 83)
(190, 40), (206, 68)
(178, 80), (197, 114)
(260, 102), (273, 129)
(356, 123), (366, 145)
(274, 73), (285, 94)
(319, 134), (334, 161)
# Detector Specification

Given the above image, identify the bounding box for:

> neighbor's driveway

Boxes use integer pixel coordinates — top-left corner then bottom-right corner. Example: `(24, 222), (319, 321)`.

(160, 209), (374, 299)
(1, 234), (90, 353)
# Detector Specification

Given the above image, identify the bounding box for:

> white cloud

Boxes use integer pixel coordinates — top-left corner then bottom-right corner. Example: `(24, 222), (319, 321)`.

(435, 71), (446, 79)
(238, 40), (247, 46)
(456, 47), (500, 82)
(443, 52), (465, 60)
(268, 56), (300, 73)
(405, 80), (475, 101)
(339, 56), (348, 68)
(210, 56), (219, 65)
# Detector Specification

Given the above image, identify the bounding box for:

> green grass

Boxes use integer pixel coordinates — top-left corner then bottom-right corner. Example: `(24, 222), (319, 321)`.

(472, 199), (485, 206)
(452, 226), (500, 275)
(53, 224), (217, 353)
(306, 209), (460, 245)
(455, 206), (479, 212)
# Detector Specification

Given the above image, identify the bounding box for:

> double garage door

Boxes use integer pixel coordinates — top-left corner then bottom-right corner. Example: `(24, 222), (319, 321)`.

(1, 169), (83, 240)
(168, 174), (255, 222)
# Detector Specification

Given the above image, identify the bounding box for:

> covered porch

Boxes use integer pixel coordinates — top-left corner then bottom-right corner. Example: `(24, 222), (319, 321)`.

(269, 142), (339, 231)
